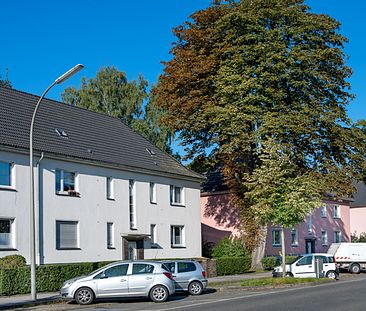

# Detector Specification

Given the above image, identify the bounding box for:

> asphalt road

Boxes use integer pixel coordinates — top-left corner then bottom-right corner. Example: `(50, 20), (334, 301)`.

(21, 274), (366, 311)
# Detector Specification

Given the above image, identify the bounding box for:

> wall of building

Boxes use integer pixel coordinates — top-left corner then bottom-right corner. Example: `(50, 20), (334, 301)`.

(0, 150), (202, 264)
(350, 206), (366, 237)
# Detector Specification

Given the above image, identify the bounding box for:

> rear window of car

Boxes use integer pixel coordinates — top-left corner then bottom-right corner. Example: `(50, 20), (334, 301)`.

(163, 262), (175, 273)
(178, 262), (196, 273)
(132, 264), (154, 274)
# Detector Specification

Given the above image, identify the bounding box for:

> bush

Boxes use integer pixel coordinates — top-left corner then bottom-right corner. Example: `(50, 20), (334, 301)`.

(0, 261), (113, 296)
(216, 256), (251, 275)
(0, 255), (26, 269)
(261, 257), (277, 270)
(212, 237), (246, 258)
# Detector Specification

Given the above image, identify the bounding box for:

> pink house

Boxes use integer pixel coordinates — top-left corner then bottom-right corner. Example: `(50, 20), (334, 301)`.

(350, 182), (366, 238)
(201, 172), (352, 256)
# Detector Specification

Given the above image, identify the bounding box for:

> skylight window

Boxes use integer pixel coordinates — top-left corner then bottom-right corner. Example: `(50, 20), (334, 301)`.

(146, 148), (156, 156)
(55, 128), (68, 138)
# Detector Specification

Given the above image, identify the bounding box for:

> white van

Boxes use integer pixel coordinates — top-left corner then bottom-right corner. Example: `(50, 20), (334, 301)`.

(328, 243), (366, 273)
(272, 253), (339, 279)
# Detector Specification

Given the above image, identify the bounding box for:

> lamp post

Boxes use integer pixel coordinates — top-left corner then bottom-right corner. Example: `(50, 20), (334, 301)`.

(29, 64), (84, 300)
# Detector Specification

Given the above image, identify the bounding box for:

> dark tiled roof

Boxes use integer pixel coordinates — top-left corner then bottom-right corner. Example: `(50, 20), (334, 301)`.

(0, 87), (203, 180)
(351, 182), (366, 208)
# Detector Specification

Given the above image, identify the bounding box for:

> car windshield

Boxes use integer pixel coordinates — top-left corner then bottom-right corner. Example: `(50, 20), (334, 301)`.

(288, 256), (303, 264)
(88, 264), (113, 276)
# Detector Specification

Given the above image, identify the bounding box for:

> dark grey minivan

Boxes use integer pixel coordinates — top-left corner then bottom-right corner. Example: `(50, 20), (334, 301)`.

(162, 260), (208, 295)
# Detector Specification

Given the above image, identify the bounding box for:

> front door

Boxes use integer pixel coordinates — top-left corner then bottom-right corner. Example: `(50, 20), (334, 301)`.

(128, 241), (137, 260)
(305, 240), (315, 254)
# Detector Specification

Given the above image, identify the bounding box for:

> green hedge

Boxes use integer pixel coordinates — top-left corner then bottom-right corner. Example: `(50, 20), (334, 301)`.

(0, 261), (112, 296)
(261, 256), (299, 271)
(216, 257), (251, 276)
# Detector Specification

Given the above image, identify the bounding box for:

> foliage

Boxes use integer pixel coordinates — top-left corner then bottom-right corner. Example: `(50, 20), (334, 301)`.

(62, 67), (174, 154)
(240, 277), (333, 287)
(216, 256), (252, 275)
(155, 0), (366, 253)
(0, 68), (12, 88)
(202, 240), (215, 258)
(261, 257), (277, 270)
(0, 261), (112, 296)
(212, 237), (246, 258)
(351, 232), (366, 243)
(0, 255), (26, 269)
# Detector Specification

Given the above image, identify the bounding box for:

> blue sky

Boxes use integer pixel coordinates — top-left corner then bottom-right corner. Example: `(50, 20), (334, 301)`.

(1, 0), (365, 124)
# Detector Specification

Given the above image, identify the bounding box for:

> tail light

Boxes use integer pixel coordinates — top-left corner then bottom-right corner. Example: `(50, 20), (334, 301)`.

(333, 256), (336, 264)
(202, 271), (206, 278)
(163, 272), (174, 280)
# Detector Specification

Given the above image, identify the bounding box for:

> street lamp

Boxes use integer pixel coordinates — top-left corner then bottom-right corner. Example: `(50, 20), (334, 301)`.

(29, 64), (84, 300)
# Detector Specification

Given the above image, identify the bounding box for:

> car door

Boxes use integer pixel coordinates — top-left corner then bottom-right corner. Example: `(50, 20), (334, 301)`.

(128, 263), (155, 295)
(95, 263), (129, 297)
(292, 255), (316, 278)
(174, 262), (197, 291)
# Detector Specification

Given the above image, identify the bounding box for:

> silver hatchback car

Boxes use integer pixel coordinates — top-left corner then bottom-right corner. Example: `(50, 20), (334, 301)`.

(60, 261), (175, 305)
(162, 260), (208, 295)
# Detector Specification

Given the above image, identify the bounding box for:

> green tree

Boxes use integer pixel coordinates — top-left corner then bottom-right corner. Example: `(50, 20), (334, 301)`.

(0, 68), (12, 88)
(62, 67), (173, 153)
(155, 0), (366, 263)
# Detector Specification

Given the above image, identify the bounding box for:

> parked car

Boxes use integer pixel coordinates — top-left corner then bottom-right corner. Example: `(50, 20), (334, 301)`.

(60, 261), (175, 305)
(272, 253), (339, 279)
(162, 260), (208, 295)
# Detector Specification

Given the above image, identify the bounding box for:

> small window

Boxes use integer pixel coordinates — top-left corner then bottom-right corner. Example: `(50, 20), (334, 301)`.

(334, 231), (341, 243)
(107, 222), (114, 248)
(272, 229), (281, 246)
(56, 169), (77, 195)
(163, 262), (175, 273)
(291, 229), (298, 246)
(321, 231), (328, 246)
(56, 221), (79, 249)
(150, 182), (157, 204)
(132, 263), (154, 274)
(315, 256), (328, 264)
(171, 225), (185, 247)
(106, 177), (114, 200)
(129, 180), (136, 229)
(320, 204), (327, 218)
(170, 185), (184, 205)
(297, 256), (312, 266)
(55, 128), (68, 138)
(150, 224), (157, 246)
(333, 205), (340, 219)
(0, 219), (14, 249)
(0, 161), (13, 188)
(103, 264), (128, 278)
(307, 215), (312, 234)
(178, 262), (196, 273)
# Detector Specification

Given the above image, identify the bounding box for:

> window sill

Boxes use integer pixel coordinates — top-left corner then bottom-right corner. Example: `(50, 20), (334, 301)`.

(170, 203), (185, 207)
(171, 245), (186, 249)
(322, 244), (328, 246)
(56, 191), (80, 198)
(130, 227), (138, 231)
(333, 217), (341, 219)
(150, 201), (157, 205)
(272, 244), (281, 247)
(56, 248), (81, 250)
(107, 198), (115, 201)
(107, 246), (116, 250)
(291, 244), (298, 247)
(0, 248), (17, 251)
(0, 186), (16, 192)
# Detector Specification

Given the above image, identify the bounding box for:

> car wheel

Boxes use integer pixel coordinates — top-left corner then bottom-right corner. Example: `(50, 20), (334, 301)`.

(350, 263), (361, 274)
(188, 281), (203, 295)
(285, 272), (294, 278)
(326, 270), (337, 279)
(75, 287), (94, 305)
(150, 285), (169, 303)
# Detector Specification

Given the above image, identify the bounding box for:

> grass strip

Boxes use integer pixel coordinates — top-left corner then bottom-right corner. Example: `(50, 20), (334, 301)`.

(240, 277), (334, 287)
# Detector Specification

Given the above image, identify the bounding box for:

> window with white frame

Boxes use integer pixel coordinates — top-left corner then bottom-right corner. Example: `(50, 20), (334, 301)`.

(333, 205), (340, 218)
(322, 231), (328, 245)
(171, 225), (185, 247)
(150, 224), (157, 246)
(307, 215), (313, 234)
(334, 231), (341, 243)
(0, 161), (14, 188)
(291, 229), (298, 246)
(129, 180), (136, 229)
(56, 221), (79, 249)
(55, 169), (77, 194)
(170, 185), (184, 205)
(106, 177), (114, 200)
(107, 222), (114, 248)
(272, 229), (281, 246)
(320, 204), (327, 218)
(150, 182), (157, 204)
(0, 219), (14, 249)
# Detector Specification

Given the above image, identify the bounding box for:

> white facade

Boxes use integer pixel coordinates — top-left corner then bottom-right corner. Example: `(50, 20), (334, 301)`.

(0, 149), (202, 264)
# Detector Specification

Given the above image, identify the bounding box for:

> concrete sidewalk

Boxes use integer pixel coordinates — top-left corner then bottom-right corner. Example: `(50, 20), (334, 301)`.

(0, 272), (272, 309)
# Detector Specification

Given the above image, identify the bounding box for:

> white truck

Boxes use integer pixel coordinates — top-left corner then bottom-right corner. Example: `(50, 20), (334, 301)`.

(328, 243), (366, 274)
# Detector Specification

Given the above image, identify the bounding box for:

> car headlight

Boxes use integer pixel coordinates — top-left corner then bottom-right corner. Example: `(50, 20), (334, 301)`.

(62, 281), (74, 289)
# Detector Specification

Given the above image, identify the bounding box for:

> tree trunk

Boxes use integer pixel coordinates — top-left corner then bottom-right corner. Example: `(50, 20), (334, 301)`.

(251, 226), (267, 270)
(281, 227), (286, 277)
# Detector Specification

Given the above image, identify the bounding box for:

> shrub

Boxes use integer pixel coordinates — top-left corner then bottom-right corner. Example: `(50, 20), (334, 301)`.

(216, 256), (251, 275)
(261, 257), (277, 270)
(0, 261), (113, 296)
(212, 237), (246, 258)
(0, 255), (26, 269)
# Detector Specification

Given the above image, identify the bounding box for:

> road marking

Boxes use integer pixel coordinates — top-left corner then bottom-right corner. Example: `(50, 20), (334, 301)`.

(141, 277), (366, 311)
